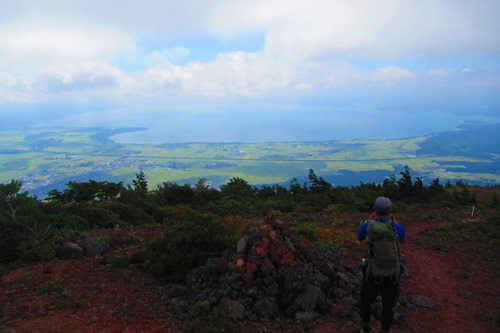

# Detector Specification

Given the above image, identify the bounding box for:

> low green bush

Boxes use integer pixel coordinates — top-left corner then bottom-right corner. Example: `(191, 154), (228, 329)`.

(316, 238), (342, 254)
(67, 203), (120, 228)
(99, 201), (154, 226)
(140, 209), (238, 280)
(107, 252), (145, 269)
(0, 220), (24, 262)
(186, 301), (237, 333)
(16, 236), (59, 262)
(38, 280), (65, 294)
(291, 222), (319, 240)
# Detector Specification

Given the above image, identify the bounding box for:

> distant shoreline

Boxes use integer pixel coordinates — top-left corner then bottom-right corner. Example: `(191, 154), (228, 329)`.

(30, 107), (498, 145)
(90, 126), (148, 143)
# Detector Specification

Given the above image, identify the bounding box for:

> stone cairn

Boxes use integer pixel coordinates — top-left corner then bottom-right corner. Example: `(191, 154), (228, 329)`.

(165, 213), (362, 327)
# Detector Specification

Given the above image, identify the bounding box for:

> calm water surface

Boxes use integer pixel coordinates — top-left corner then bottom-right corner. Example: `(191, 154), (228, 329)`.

(40, 106), (497, 143)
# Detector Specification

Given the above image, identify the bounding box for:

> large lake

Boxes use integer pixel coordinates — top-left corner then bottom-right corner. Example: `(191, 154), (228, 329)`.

(40, 106), (498, 143)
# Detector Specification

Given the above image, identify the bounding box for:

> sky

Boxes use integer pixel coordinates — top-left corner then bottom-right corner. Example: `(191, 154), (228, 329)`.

(0, 0), (499, 138)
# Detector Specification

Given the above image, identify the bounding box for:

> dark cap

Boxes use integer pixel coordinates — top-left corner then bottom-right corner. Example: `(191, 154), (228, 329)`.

(374, 197), (392, 215)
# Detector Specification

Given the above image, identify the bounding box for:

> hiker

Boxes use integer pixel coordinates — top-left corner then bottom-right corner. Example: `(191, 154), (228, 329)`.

(357, 197), (407, 333)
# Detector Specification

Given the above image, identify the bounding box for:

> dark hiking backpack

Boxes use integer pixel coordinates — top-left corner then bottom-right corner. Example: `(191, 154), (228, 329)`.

(365, 219), (401, 283)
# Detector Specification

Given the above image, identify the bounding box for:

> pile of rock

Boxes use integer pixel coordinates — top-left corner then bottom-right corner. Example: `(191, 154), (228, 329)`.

(166, 214), (362, 327)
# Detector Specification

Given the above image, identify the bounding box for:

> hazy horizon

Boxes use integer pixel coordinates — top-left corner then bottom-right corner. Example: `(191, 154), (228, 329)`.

(1, 1), (499, 143)
(34, 106), (498, 144)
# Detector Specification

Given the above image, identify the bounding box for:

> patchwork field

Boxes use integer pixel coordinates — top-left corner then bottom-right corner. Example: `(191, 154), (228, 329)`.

(0, 125), (498, 197)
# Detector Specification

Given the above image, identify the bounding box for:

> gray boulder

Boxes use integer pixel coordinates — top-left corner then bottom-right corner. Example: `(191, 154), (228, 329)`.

(80, 237), (106, 257)
(59, 242), (84, 259)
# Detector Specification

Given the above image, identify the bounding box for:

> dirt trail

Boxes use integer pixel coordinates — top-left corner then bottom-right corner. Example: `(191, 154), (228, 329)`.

(394, 222), (498, 333)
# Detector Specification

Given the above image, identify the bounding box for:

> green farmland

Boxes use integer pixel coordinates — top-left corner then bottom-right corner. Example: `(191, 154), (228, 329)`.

(0, 125), (498, 197)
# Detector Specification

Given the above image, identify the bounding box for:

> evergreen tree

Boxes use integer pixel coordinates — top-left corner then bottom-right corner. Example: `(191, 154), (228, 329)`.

(289, 177), (308, 196)
(308, 169), (332, 194)
(220, 177), (255, 200)
(47, 180), (124, 203)
(154, 182), (195, 205)
(414, 176), (426, 200)
(489, 191), (499, 208)
(382, 175), (399, 199)
(131, 171), (148, 195)
(257, 185), (278, 199)
(453, 186), (475, 205)
(194, 178), (223, 204)
(428, 178), (444, 197)
(0, 179), (29, 220)
(397, 165), (415, 200)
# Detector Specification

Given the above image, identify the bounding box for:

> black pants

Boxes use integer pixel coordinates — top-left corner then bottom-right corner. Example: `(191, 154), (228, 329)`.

(359, 273), (399, 331)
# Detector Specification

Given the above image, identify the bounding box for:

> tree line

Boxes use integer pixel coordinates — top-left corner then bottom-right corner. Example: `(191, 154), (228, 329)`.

(0, 166), (496, 265)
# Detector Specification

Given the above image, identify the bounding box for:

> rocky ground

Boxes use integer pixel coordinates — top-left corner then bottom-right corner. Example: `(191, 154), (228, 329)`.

(1, 211), (498, 333)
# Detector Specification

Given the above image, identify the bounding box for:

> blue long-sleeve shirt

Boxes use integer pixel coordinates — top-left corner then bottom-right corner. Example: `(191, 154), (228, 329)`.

(357, 218), (407, 243)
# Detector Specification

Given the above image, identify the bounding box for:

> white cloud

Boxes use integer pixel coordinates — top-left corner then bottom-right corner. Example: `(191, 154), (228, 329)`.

(294, 83), (314, 91)
(0, 21), (131, 69)
(210, 0), (500, 60)
(0, 71), (29, 102)
(0, 0), (498, 104)
(427, 68), (459, 78)
(3, 1), (499, 60)
(372, 66), (416, 81)
(137, 51), (295, 97)
(139, 64), (193, 96)
(33, 62), (131, 99)
(0, 72), (18, 88)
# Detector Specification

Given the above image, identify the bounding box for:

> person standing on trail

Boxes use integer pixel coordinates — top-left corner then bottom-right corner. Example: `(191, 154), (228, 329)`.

(356, 197), (407, 333)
